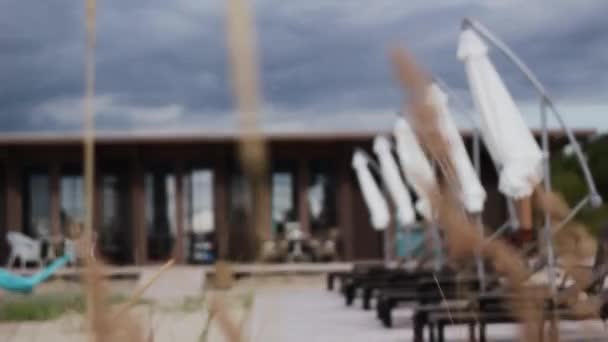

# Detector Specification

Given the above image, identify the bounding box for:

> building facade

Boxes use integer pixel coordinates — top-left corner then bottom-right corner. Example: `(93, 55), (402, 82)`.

(0, 130), (586, 265)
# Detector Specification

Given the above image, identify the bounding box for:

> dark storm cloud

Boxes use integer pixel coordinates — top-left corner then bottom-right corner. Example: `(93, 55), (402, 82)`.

(0, 0), (606, 133)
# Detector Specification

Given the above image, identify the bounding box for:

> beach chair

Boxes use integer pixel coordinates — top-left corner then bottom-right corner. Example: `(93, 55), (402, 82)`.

(411, 227), (608, 342)
(6, 232), (43, 270)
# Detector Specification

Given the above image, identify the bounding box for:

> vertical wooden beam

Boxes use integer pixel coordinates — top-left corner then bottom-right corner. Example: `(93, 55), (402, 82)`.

(214, 156), (229, 260)
(386, 202), (396, 263)
(261, 172), (272, 243)
(297, 158), (310, 235)
(174, 162), (185, 263)
(93, 167), (103, 259)
(49, 163), (61, 239)
(130, 150), (146, 265)
(94, 160), (103, 234)
(5, 158), (22, 232)
(0, 162), (7, 262)
(336, 146), (354, 260)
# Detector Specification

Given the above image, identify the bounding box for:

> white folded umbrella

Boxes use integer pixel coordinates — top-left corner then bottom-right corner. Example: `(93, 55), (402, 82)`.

(373, 136), (416, 225)
(458, 28), (543, 199)
(428, 83), (486, 213)
(393, 118), (436, 221)
(352, 151), (391, 230)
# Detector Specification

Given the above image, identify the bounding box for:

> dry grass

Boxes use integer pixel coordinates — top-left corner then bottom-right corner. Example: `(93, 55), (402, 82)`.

(226, 0), (270, 259)
(81, 1), (150, 341)
(195, 1), (271, 341)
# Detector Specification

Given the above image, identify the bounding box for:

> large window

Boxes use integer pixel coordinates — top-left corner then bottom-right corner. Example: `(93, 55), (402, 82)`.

(101, 176), (119, 229)
(60, 170), (84, 238)
(227, 169), (255, 261)
(0, 170), (4, 262)
(271, 161), (298, 238)
(308, 161), (339, 260)
(183, 169), (214, 234)
(23, 169), (51, 238)
(308, 161), (337, 236)
(183, 168), (214, 262)
(99, 171), (131, 264)
(230, 172), (250, 216)
(144, 168), (176, 261)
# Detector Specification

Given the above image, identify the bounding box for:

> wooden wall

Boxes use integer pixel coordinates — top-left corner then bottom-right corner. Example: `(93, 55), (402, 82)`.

(0, 134), (578, 265)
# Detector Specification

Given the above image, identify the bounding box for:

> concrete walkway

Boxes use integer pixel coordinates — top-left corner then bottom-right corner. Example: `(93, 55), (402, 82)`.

(247, 277), (608, 342)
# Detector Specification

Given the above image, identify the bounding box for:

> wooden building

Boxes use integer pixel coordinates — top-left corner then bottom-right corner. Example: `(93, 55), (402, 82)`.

(0, 130), (592, 265)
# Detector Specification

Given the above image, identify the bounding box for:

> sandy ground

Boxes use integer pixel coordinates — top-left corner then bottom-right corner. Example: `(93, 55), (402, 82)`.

(1, 275), (608, 341)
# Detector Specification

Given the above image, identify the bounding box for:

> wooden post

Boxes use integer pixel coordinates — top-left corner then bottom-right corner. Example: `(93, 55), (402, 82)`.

(214, 158), (229, 260)
(174, 162), (185, 263)
(94, 165), (103, 236)
(297, 159), (311, 235)
(50, 163), (61, 238)
(257, 168), (272, 243)
(337, 147), (354, 260)
(5, 159), (22, 232)
(0, 162), (7, 262)
(130, 150), (147, 265)
(386, 202), (397, 264)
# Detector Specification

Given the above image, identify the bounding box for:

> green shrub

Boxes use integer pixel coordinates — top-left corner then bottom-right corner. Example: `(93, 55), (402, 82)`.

(0, 292), (143, 322)
(578, 205), (608, 237)
(551, 170), (587, 206)
(550, 139), (608, 237)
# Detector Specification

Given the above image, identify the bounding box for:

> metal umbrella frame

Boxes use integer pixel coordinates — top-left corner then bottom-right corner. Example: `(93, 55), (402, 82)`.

(461, 17), (603, 296)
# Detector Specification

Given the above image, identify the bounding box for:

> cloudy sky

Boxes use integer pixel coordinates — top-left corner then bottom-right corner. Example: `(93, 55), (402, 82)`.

(0, 0), (606, 134)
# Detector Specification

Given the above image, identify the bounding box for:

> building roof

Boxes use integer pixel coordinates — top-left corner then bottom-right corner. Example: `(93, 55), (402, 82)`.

(0, 128), (597, 146)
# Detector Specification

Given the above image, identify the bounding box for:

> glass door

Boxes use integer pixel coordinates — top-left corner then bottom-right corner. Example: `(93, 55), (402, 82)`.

(99, 169), (132, 264)
(144, 166), (176, 261)
(271, 161), (299, 240)
(183, 167), (214, 263)
(60, 169), (84, 238)
(23, 168), (51, 239)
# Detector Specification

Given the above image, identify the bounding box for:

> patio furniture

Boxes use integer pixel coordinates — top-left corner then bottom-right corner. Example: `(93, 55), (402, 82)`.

(6, 232), (43, 270)
(286, 223), (310, 262)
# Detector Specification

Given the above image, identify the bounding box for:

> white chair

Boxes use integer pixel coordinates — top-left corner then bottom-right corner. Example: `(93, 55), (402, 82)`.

(6, 232), (43, 270)
(285, 223), (309, 262)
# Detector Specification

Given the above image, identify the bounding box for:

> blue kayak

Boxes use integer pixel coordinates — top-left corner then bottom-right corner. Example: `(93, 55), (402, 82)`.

(0, 254), (72, 294)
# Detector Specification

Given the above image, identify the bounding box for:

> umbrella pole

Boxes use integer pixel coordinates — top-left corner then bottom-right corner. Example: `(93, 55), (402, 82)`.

(403, 222), (413, 264)
(383, 223), (391, 267)
(472, 130), (487, 292)
(430, 219), (443, 272)
(542, 98), (560, 341)
(541, 100), (557, 293)
(428, 160), (443, 272)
